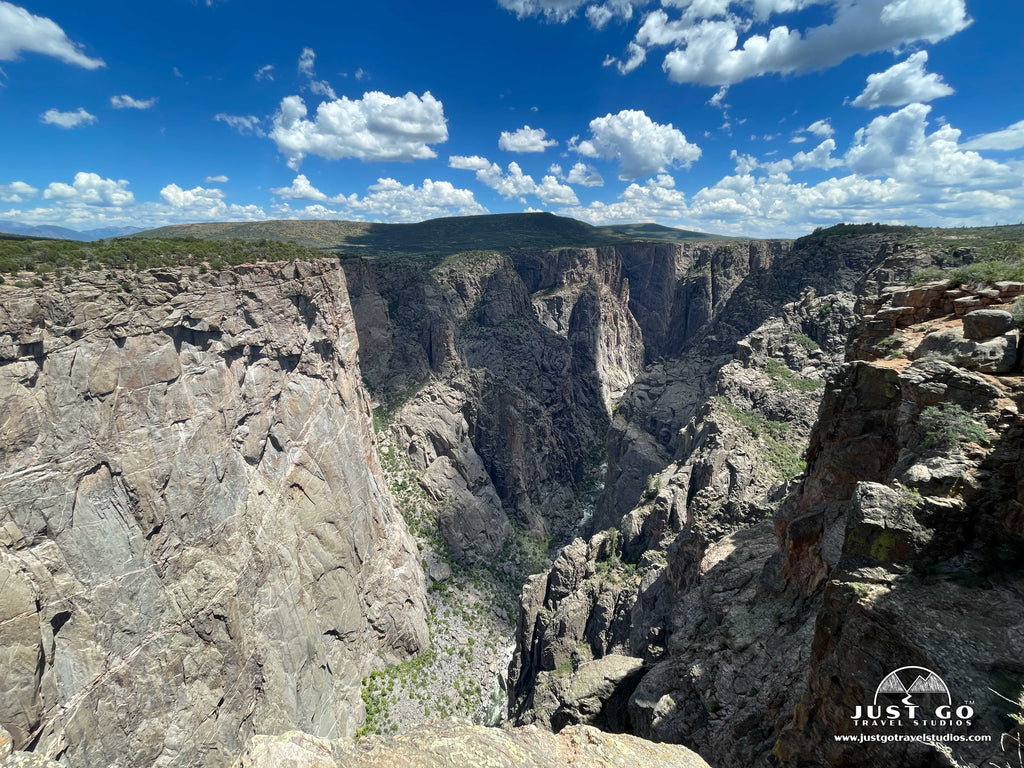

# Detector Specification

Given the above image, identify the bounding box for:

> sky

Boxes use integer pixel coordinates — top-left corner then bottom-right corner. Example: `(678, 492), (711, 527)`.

(0, 0), (1022, 238)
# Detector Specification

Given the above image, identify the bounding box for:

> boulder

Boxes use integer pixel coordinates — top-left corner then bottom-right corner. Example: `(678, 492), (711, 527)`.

(962, 308), (1015, 339)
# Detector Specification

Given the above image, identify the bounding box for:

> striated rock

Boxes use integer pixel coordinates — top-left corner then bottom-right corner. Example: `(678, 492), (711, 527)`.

(233, 721), (713, 768)
(0, 262), (428, 767)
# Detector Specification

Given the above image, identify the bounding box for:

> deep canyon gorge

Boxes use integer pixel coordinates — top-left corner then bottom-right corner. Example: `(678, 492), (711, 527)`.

(1, 219), (1022, 768)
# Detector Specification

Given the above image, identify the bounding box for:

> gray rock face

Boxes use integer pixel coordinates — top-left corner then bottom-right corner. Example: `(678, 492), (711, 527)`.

(962, 308), (1016, 339)
(0, 262), (428, 767)
(913, 325), (1018, 373)
(233, 722), (714, 768)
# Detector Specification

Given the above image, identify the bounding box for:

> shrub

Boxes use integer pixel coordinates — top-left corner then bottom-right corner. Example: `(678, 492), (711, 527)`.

(919, 404), (987, 452)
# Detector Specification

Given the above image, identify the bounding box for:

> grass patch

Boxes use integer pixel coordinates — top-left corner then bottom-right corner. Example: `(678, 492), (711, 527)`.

(765, 359), (825, 393)
(714, 396), (806, 480)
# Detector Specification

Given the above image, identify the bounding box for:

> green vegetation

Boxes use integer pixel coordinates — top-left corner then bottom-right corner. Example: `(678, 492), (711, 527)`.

(1011, 296), (1024, 326)
(132, 212), (726, 257)
(714, 397), (806, 480)
(918, 404), (987, 452)
(788, 331), (820, 352)
(765, 359), (825, 393)
(906, 225), (1024, 286)
(0, 235), (323, 277)
(800, 222), (922, 244)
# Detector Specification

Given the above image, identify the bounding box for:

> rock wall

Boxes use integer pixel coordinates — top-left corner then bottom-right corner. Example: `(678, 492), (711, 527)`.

(0, 262), (428, 767)
(342, 241), (791, 561)
(509, 228), (1024, 768)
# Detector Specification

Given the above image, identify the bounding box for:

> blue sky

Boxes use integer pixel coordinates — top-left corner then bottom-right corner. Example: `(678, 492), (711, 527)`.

(1, 0), (1022, 237)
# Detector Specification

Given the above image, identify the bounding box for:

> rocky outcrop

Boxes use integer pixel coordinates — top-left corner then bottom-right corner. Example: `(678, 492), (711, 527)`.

(232, 721), (714, 768)
(773, 356), (1024, 768)
(510, 228), (1024, 768)
(510, 289), (854, 752)
(0, 262), (428, 767)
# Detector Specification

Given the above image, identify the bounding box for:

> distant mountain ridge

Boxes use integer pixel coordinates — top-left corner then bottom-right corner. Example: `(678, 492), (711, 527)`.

(130, 212), (731, 255)
(0, 222), (145, 241)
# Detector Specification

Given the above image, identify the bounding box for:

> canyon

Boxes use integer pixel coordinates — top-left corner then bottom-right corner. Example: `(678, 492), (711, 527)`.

(0, 218), (1022, 767)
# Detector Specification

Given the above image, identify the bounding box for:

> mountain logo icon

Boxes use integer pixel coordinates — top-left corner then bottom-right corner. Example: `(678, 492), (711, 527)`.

(873, 666), (952, 707)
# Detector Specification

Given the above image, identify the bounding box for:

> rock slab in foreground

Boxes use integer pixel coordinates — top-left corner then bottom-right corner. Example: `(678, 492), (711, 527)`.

(234, 722), (713, 768)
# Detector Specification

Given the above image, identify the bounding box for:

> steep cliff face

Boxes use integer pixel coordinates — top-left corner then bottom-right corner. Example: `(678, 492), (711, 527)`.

(0, 262), (428, 767)
(510, 228), (1024, 768)
(342, 241), (792, 561)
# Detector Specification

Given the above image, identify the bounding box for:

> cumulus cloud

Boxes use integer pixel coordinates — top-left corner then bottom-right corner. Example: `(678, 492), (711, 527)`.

(499, 125), (558, 152)
(962, 120), (1024, 152)
(851, 51), (954, 108)
(639, 0), (971, 87)
(204, 175), (229, 183)
(573, 109), (701, 179)
(158, 183), (265, 222)
(214, 113), (265, 136)
(110, 94), (157, 110)
(555, 104), (1024, 238)
(43, 172), (133, 206)
(565, 162), (605, 186)
(270, 174), (330, 201)
(844, 103), (1016, 190)
(0, 2), (104, 69)
(792, 138), (842, 169)
(450, 155), (580, 204)
(341, 178), (487, 221)
(0, 180), (37, 203)
(40, 107), (96, 129)
(269, 91), (448, 169)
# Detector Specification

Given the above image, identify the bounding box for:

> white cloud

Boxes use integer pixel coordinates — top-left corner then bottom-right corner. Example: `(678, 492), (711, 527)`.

(556, 104), (1024, 238)
(40, 107), (96, 129)
(651, 0), (969, 86)
(0, 2), (104, 69)
(805, 119), (833, 137)
(269, 91), (448, 169)
(566, 162), (604, 186)
(270, 174), (329, 201)
(792, 138), (841, 169)
(851, 51), (954, 108)
(498, 125), (558, 152)
(574, 109), (701, 179)
(297, 47), (336, 100)
(0, 181), (36, 203)
(845, 103), (1017, 191)
(214, 113), (265, 136)
(43, 172), (133, 206)
(604, 41), (647, 74)
(298, 47), (316, 76)
(158, 183), (265, 222)
(204, 175), (229, 183)
(254, 64), (274, 81)
(497, 0), (588, 22)
(110, 94), (157, 110)
(449, 155), (580, 204)
(341, 178), (487, 221)
(586, 0), (644, 28)
(962, 120), (1024, 152)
